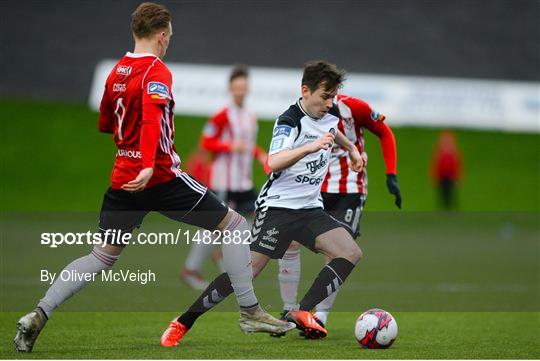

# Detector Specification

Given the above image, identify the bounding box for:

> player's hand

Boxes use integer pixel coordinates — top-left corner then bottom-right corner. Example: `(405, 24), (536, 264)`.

(348, 149), (366, 173)
(308, 132), (335, 153)
(232, 141), (248, 153)
(121, 168), (154, 193)
(386, 173), (402, 209)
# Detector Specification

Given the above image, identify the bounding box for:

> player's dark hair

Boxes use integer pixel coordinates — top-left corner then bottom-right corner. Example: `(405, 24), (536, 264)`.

(302, 60), (346, 93)
(229, 65), (249, 83)
(131, 2), (172, 39)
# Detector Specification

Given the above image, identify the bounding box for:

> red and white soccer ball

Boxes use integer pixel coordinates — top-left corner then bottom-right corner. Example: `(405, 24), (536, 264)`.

(355, 309), (398, 349)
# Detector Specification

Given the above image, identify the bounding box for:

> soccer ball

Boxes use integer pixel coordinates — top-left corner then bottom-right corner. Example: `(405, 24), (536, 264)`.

(354, 309), (398, 349)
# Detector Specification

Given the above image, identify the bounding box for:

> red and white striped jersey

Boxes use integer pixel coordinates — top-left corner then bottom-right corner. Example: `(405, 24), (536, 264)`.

(321, 94), (396, 195)
(98, 52), (181, 189)
(201, 104), (264, 192)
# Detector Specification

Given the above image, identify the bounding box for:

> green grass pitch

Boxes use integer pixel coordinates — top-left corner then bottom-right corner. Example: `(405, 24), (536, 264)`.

(1, 312), (539, 359)
(1, 212), (538, 359)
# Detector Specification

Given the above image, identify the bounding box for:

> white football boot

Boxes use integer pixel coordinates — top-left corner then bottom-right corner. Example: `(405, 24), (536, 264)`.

(239, 305), (296, 334)
(14, 307), (48, 352)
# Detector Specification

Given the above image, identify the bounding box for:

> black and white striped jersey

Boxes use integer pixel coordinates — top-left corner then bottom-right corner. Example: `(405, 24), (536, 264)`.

(256, 99), (340, 210)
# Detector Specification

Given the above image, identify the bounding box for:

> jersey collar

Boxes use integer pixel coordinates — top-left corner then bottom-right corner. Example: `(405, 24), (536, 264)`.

(125, 51), (158, 58)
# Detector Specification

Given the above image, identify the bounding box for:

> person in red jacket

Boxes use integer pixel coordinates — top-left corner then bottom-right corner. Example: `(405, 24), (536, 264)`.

(431, 129), (462, 210)
(181, 66), (268, 290)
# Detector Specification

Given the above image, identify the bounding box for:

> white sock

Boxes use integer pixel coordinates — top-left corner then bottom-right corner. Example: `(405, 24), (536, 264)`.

(184, 238), (215, 272)
(212, 248), (226, 273)
(278, 249), (301, 311)
(220, 212), (258, 308)
(37, 246), (119, 317)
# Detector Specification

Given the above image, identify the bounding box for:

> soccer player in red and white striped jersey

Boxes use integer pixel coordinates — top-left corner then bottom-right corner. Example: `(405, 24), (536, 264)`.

(274, 94), (401, 334)
(14, 3), (293, 352)
(201, 66), (267, 210)
(181, 66), (268, 290)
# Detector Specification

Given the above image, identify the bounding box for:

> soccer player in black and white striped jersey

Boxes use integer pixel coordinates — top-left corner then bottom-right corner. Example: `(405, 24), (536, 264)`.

(168, 61), (367, 341)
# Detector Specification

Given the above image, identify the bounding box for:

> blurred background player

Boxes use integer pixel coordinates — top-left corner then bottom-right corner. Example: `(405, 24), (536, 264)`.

(431, 129), (462, 210)
(181, 65), (268, 290)
(274, 93), (400, 335)
(14, 3), (293, 353)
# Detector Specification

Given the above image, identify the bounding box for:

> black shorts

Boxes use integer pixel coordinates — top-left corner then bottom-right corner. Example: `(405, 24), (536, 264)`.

(322, 192), (366, 239)
(99, 176), (228, 245)
(249, 207), (343, 259)
(213, 189), (257, 214)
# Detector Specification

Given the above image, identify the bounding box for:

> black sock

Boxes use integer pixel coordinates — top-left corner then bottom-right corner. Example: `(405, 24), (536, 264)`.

(299, 258), (355, 311)
(178, 272), (234, 328)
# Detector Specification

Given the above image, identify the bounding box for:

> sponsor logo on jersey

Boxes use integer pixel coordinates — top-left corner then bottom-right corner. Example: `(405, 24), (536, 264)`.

(147, 81), (169, 99)
(116, 149), (142, 159)
(295, 175), (323, 185)
(304, 134), (318, 140)
(273, 125), (292, 137)
(305, 153), (328, 174)
(370, 110), (385, 122)
(270, 138), (284, 151)
(116, 65), (132, 76)
(113, 83), (126, 92)
(343, 117), (354, 130)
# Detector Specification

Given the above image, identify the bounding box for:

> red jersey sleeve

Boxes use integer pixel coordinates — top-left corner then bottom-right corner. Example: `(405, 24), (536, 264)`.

(140, 62), (171, 169)
(97, 79), (114, 134)
(346, 96), (398, 175)
(201, 109), (232, 153)
(142, 61), (172, 106)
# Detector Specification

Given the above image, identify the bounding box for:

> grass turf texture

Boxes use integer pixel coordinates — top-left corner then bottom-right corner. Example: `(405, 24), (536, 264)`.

(1, 99), (539, 212)
(1, 311), (539, 359)
(1, 212), (538, 358)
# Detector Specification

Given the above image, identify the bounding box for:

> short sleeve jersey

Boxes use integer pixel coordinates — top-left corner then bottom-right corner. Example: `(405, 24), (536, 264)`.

(256, 99), (341, 210)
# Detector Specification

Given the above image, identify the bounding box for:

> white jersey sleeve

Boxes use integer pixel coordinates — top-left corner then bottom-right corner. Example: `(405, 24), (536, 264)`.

(269, 117), (299, 155)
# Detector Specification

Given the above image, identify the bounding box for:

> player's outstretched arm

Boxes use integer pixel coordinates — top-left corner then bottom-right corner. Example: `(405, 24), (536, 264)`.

(362, 111), (401, 209)
(267, 132), (334, 172)
(371, 123), (401, 209)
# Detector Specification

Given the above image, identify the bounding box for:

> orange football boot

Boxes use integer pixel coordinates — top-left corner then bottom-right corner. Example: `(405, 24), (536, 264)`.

(285, 310), (328, 339)
(160, 320), (188, 347)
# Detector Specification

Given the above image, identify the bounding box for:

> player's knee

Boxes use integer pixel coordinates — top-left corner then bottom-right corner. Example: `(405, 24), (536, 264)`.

(331, 240), (362, 264)
(347, 243), (363, 264)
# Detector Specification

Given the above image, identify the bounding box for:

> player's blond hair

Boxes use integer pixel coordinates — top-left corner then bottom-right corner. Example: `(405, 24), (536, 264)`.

(131, 2), (172, 39)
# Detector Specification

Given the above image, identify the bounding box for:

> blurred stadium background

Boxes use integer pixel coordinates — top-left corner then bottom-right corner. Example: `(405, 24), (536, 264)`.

(1, 0), (538, 211)
(0, 0), (539, 359)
